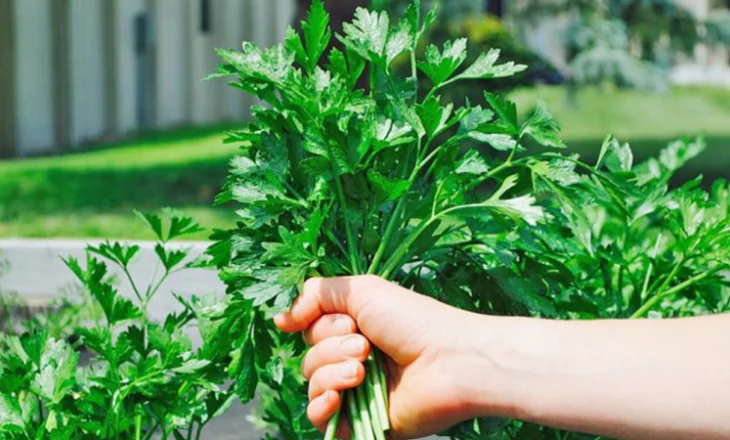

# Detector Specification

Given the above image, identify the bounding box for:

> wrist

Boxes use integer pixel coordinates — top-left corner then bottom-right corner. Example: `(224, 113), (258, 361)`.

(454, 313), (547, 421)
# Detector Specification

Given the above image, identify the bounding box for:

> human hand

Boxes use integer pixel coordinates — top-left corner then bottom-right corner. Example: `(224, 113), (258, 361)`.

(274, 276), (510, 439)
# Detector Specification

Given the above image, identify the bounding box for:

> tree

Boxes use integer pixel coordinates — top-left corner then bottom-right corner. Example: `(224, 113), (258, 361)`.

(509, 0), (730, 90)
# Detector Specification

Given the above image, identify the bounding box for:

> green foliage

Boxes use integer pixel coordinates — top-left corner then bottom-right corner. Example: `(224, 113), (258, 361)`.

(209, 2), (730, 439)
(0, 212), (237, 440)
(511, 0), (730, 90)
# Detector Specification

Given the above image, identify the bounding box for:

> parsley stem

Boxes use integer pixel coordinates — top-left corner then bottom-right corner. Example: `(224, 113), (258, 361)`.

(640, 263), (654, 302)
(631, 267), (720, 318)
(380, 216), (438, 279)
(369, 136), (442, 275)
(325, 143), (362, 275)
(123, 266), (144, 303)
(355, 386), (377, 440)
(142, 421), (160, 440)
(364, 368), (384, 438)
(347, 390), (366, 440)
(371, 350), (390, 430)
(324, 404), (341, 440)
(135, 411), (142, 440)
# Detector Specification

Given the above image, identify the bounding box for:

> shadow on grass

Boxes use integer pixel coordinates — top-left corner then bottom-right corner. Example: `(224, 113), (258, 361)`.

(7, 124), (238, 163)
(0, 159), (231, 221)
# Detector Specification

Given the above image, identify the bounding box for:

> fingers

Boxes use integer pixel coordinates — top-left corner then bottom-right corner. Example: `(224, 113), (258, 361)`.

(308, 361), (365, 400)
(307, 390), (344, 432)
(302, 334), (370, 379)
(275, 276), (384, 333)
(303, 314), (357, 346)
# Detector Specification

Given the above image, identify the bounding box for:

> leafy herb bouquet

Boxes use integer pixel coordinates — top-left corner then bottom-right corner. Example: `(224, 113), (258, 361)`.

(1, 1), (728, 439)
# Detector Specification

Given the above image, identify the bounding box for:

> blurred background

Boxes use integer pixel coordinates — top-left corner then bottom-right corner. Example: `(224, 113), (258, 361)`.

(0, 0), (728, 241)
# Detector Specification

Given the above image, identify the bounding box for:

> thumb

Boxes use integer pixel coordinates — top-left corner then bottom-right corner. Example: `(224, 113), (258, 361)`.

(275, 276), (385, 334)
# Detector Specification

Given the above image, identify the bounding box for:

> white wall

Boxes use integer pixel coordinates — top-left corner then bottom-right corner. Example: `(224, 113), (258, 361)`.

(70, 0), (106, 146)
(155, 0), (189, 127)
(13, 0), (54, 155)
(8, 0), (301, 157)
(115, 0), (146, 134)
(189, 0), (222, 125)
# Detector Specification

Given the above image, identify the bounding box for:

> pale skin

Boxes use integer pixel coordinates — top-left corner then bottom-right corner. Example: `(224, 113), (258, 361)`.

(275, 276), (730, 440)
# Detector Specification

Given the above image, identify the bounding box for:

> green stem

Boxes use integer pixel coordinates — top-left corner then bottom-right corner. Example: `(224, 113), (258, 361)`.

(135, 410), (142, 440)
(640, 262), (654, 303)
(370, 352), (390, 430)
(410, 4), (419, 101)
(631, 268), (719, 318)
(347, 391), (366, 440)
(368, 137), (442, 275)
(326, 143), (361, 275)
(186, 420), (194, 440)
(142, 426), (158, 440)
(123, 267), (144, 303)
(367, 201), (405, 275)
(380, 216), (437, 279)
(364, 363), (384, 438)
(355, 386), (377, 440)
(617, 264), (625, 317)
(324, 404), (341, 440)
(380, 200), (495, 279)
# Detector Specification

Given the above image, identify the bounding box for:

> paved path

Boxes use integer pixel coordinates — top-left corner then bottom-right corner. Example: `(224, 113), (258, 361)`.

(0, 239), (223, 323)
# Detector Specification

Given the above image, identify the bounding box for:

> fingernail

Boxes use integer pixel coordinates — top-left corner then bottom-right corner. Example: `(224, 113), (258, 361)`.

(341, 362), (359, 379)
(335, 316), (353, 332)
(342, 336), (366, 356)
(324, 390), (336, 403)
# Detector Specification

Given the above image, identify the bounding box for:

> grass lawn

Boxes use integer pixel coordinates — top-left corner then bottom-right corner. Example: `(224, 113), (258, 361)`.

(1, 86), (728, 240)
(510, 86), (730, 181)
(0, 126), (239, 240)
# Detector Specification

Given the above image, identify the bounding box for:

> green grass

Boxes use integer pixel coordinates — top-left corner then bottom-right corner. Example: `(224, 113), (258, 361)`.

(2, 86), (729, 240)
(0, 126), (239, 240)
(509, 86), (730, 180)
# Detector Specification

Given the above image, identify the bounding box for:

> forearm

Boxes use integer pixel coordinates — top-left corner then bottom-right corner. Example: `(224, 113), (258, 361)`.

(467, 314), (730, 439)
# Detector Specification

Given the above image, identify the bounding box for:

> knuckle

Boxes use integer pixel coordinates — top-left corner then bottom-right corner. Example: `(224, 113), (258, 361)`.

(303, 277), (323, 295)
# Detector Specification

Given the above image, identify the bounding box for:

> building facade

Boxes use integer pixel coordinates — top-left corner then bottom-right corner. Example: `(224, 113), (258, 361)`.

(0, 0), (296, 158)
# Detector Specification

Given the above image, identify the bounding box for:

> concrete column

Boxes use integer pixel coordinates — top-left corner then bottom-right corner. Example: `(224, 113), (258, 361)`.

(0, 0), (16, 157)
(153, 0), (187, 127)
(103, 0), (119, 136)
(51, 0), (71, 150)
(14, 0), (55, 155)
(183, 0), (195, 123)
(69, 0), (106, 146)
(145, 0), (158, 127)
(114, 0), (146, 134)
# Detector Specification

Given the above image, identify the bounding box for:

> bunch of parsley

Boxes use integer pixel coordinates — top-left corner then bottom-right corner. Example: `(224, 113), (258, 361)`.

(208, 0), (730, 438)
(207, 0), (730, 439)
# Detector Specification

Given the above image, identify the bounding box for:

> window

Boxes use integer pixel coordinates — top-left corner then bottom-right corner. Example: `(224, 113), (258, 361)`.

(200, 0), (212, 33)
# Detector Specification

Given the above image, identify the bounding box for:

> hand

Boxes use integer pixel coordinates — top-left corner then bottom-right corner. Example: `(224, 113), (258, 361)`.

(274, 276), (511, 439)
